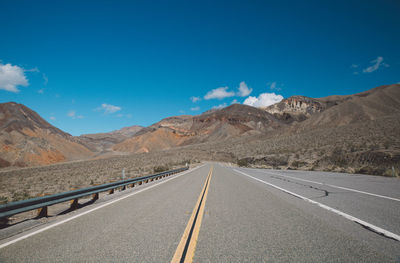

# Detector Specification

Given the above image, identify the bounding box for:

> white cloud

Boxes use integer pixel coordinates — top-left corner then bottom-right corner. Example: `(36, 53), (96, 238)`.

(25, 67), (39, 72)
(362, 56), (389, 73)
(190, 96), (201, 103)
(212, 103), (227, 109)
(43, 73), (48, 85)
(204, 87), (235, 100)
(67, 110), (84, 119)
(351, 64), (359, 68)
(67, 110), (75, 118)
(0, 63), (29, 92)
(231, 99), (238, 104)
(49, 116), (56, 121)
(38, 88), (44, 94)
(191, 106), (200, 111)
(267, 81), (282, 91)
(116, 113), (133, 118)
(243, 92), (283, 108)
(236, 81), (252, 97)
(98, 103), (122, 114)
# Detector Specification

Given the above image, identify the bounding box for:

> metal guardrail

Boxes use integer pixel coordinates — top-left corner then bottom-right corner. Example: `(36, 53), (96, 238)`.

(0, 167), (189, 219)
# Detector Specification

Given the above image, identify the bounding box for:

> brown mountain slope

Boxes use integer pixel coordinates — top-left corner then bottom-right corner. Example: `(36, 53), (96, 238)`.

(113, 104), (286, 153)
(297, 84), (400, 129)
(0, 102), (93, 167)
(78, 125), (144, 153)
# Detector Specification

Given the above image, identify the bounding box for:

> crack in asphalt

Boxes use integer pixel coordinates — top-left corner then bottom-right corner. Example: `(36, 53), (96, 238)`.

(270, 176), (330, 198)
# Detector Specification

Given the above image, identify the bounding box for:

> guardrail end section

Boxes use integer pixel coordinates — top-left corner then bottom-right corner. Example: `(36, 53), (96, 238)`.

(37, 206), (48, 218)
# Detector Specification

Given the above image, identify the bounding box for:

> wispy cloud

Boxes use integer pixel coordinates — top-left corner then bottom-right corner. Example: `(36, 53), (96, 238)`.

(116, 113), (132, 118)
(190, 96), (201, 103)
(38, 88), (45, 94)
(49, 116), (56, 121)
(231, 99), (238, 104)
(191, 106), (200, 111)
(212, 103), (227, 109)
(267, 81), (282, 91)
(97, 103), (122, 114)
(42, 73), (48, 85)
(236, 81), (252, 97)
(0, 62), (29, 92)
(204, 87), (235, 100)
(67, 110), (84, 119)
(362, 56), (389, 73)
(243, 92), (283, 107)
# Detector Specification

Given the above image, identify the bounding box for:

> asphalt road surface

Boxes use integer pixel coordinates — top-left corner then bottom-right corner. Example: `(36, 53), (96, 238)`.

(0, 163), (399, 262)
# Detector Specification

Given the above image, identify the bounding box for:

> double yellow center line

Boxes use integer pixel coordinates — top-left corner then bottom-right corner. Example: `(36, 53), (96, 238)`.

(171, 165), (213, 263)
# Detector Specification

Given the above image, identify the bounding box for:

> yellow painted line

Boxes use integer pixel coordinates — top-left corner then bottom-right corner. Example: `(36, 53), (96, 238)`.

(171, 165), (213, 263)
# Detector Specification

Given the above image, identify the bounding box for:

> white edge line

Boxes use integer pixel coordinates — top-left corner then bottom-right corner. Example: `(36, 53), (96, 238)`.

(233, 169), (400, 242)
(249, 169), (400, 202)
(0, 164), (205, 249)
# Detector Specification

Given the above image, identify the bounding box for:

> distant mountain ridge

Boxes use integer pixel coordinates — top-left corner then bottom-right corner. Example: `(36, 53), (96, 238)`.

(79, 125), (144, 153)
(1, 84), (399, 168)
(112, 104), (287, 153)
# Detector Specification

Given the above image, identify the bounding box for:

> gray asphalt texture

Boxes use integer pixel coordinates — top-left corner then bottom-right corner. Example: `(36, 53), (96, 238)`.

(0, 163), (399, 262)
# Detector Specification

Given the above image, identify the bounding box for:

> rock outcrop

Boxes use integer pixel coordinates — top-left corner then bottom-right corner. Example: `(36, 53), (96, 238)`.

(263, 96), (329, 123)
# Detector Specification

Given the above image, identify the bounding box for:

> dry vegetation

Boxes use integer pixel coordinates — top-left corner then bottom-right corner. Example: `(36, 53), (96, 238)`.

(211, 114), (400, 176)
(1, 114), (399, 205)
(0, 151), (205, 204)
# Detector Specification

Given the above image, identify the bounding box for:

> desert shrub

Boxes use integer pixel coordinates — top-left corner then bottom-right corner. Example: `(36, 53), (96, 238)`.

(257, 155), (288, 167)
(11, 190), (31, 202)
(237, 158), (250, 167)
(329, 148), (348, 167)
(153, 165), (170, 173)
(291, 160), (307, 168)
(0, 196), (8, 205)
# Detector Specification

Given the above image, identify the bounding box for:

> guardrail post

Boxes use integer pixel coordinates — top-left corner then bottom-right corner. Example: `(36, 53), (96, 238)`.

(70, 199), (79, 210)
(109, 189), (114, 194)
(37, 206), (48, 218)
(121, 185), (126, 191)
(92, 193), (99, 201)
(138, 181), (142, 185)
(130, 183), (135, 188)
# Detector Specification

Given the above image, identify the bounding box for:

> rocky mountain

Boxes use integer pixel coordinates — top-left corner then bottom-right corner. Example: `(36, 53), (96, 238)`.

(0, 102), (93, 168)
(262, 84), (400, 128)
(263, 96), (330, 123)
(113, 104), (286, 153)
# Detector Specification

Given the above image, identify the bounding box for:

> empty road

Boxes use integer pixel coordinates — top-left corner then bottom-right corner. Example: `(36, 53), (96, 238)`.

(0, 163), (399, 262)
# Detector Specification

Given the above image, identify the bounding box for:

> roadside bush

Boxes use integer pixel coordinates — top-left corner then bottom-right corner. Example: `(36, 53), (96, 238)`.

(237, 158), (250, 167)
(291, 160), (307, 168)
(153, 165), (170, 173)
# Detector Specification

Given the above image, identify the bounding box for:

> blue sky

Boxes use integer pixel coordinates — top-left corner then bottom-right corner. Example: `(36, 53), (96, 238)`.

(1, 0), (399, 135)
